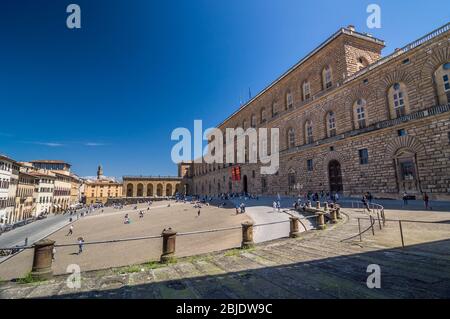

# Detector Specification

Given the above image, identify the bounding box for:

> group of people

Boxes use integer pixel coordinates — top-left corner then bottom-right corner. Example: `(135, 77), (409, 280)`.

(305, 191), (339, 204)
(236, 203), (246, 214)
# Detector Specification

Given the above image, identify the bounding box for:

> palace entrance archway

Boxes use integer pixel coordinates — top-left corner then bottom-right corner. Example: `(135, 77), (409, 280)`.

(328, 160), (343, 193)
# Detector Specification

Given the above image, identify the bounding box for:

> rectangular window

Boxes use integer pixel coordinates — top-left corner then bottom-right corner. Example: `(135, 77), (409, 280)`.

(400, 160), (415, 180)
(443, 75), (450, 91)
(261, 177), (267, 193)
(307, 159), (313, 171)
(359, 149), (369, 165)
(287, 93), (293, 109)
(303, 82), (311, 101)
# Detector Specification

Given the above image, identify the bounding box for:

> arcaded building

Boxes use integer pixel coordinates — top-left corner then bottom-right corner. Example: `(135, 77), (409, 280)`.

(123, 162), (192, 199)
(190, 23), (450, 200)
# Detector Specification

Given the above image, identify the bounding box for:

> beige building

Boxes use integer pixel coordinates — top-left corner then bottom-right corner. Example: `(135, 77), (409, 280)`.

(14, 172), (38, 221)
(29, 172), (55, 216)
(53, 172), (71, 213)
(69, 174), (82, 206)
(84, 165), (123, 204)
(123, 162), (189, 198)
(123, 176), (183, 198)
(21, 160), (74, 213)
(1, 155), (19, 225)
(190, 23), (450, 200)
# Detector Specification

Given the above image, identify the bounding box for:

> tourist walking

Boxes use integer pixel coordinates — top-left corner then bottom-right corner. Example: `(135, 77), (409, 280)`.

(423, 192), (430, 210)
(402, 192), (408, 206)
(273, 201), (277, 213)
(67, 225), (74, 236)
(362, 194), (371, 212)
(77, 237), (84, 255)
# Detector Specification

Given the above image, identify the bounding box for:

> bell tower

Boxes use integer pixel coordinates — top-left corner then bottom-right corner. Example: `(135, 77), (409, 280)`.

(97, 165), (103, 180)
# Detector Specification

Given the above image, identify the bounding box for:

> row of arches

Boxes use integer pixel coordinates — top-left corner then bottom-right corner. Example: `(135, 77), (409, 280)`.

(125, 183), (180, 197)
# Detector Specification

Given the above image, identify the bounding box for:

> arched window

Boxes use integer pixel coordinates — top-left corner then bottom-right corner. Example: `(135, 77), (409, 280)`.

(288, 168), (296, 192)
(305, 120), (313, 144)
(287, 128), (295, 149)
(326, 111), (336, 137)
(354, 99), (367, 129)
(302, 80), (311, 101)
(272, 101), (277, 117)
(242, 120), (247, 130)
(286, 91), (293, 109)
(388, 82), (409, 118)
(250, 142), (257, 162)
(322, 66), (333, 90)
(356, 57), (369, 71)
(147, 184), (153, 197)
(434, 63), (450, 105)
(137, 183), (143, 197)
(251, 114), (257, 128)
(260, 108), (266, 123)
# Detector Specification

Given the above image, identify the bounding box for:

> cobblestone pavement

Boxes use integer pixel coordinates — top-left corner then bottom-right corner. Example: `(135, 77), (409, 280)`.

(1, 207), (450, 299)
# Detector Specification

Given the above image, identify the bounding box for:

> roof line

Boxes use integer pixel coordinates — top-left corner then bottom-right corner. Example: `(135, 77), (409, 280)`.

(214, 27), (384, 129)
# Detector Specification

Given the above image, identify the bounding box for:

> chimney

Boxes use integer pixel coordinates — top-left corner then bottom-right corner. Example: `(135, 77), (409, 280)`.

(347, 25), (355, 32)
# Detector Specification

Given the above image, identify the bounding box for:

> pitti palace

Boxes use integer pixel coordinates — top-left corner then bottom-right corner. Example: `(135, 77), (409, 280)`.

(187, 23), (450, 200)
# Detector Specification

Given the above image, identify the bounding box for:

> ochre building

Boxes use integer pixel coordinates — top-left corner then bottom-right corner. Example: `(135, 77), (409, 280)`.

(190, 24), (450, 200)
(123, 162), (191, 199)
(84, 166), (123, 204)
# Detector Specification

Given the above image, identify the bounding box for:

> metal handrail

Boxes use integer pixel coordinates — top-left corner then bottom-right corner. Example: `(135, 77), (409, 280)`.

(340, 201), (384, 242)
(0, 214), (320, 251)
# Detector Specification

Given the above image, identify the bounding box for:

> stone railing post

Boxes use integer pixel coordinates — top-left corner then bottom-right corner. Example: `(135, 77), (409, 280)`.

(336, 206), (342, 219)
(161, 228), (177, 263)
(316, 201), (321, 209)
(241, 221), (254, 248)
(289, 217), (301, 238)
(316, 213), (326, 230)
(324, 202), (329, 212)
(330, 209), (338, 224)
(31, 239), (55, 280)
(307, 201), (312, 208)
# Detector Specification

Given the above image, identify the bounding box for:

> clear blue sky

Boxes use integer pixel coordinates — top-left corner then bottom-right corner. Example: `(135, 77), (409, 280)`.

(0, 0), (448, 178)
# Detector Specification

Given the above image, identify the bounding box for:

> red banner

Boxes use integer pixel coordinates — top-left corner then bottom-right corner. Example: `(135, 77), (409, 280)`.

(231, 166), (241, 181)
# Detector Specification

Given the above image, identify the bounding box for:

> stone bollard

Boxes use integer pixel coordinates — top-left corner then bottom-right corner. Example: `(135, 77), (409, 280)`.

(316, 213), (326, 230)
(289, 217), (301, 238)
(307, 201), (312, 208)
(324, 202), (329, 212)
(316, 201), (321, 209)
(160, 228), (177, 263)
(336, 206), (342, 219)
(330, 209), (338, 224)
(241, 221), (254, 249)
(31, 239), (55, 280)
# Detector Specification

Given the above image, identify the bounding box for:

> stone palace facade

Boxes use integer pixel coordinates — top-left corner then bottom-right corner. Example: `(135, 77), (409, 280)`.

(188, 23), (450, 200)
